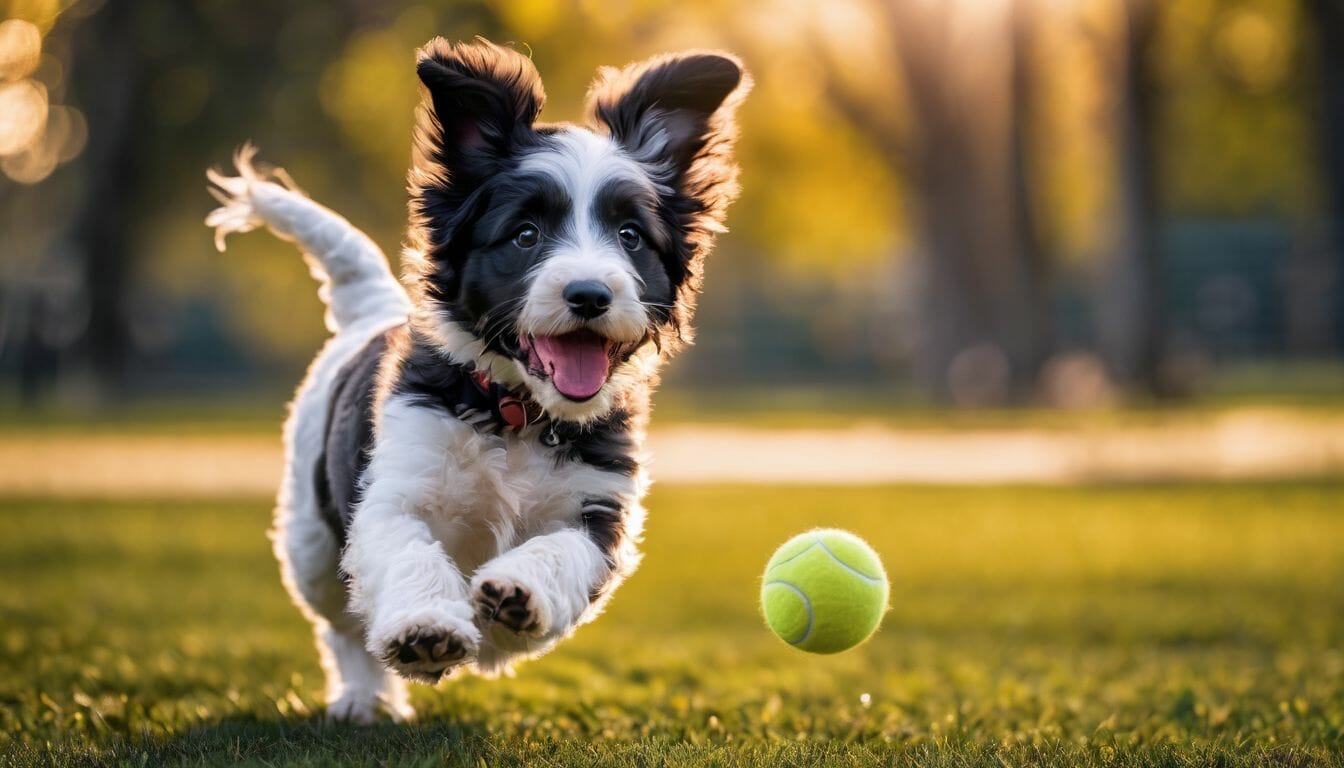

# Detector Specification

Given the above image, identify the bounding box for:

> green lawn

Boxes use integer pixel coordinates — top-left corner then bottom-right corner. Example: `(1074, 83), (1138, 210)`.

(2, 483), (1343, 766)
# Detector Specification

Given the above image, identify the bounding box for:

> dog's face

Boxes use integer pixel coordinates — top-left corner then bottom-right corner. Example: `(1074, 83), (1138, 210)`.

(404, 39), (749, 423)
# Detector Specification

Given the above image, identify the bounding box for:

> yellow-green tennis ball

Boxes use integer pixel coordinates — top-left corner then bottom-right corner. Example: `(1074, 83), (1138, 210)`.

(761, 529), (889, 654)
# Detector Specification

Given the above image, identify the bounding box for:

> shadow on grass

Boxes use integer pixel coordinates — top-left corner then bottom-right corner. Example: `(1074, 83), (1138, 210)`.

(8, 712), (1344, 768)
(10, 716), (494, 768)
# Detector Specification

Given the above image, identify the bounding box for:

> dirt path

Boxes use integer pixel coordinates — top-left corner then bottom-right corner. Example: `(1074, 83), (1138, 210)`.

(1, 409), (1339, 498)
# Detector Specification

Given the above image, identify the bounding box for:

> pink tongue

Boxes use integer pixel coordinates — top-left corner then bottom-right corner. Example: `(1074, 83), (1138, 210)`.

(530, 332), (611, 400)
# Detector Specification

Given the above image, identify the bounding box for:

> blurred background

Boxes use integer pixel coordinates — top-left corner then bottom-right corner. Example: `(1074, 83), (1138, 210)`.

(3, 3), (1344, 760)
(1, 0), (1342, 414)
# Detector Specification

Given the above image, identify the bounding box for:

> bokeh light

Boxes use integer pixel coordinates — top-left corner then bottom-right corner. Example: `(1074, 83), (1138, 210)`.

(1215, 7), (1288, 93)
(0, 78), (47, 156)
(1, 102), (86, 183)
(0, 18), (41, 79)
(0, 13), (85, 184)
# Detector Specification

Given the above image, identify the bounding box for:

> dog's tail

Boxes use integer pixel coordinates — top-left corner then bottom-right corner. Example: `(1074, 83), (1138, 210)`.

(206, 144), (411, 334)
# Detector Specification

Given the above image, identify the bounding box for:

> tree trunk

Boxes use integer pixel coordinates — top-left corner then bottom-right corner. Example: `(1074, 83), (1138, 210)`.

(887, 1), (1048, 405)
(1009, 0), (1052, 389)
(1097, 0), (1165, 396)
(1304, 0), (1344, 353)
(67, 1), (144, 394)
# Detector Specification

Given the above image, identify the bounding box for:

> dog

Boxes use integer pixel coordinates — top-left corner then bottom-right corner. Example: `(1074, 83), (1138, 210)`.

(206, 37), (749, 722)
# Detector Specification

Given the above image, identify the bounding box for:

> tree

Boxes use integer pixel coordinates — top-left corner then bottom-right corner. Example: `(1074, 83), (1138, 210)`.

(823, 0), (1051, 404)
(1096, 0), (1165, 396)
(64, 0), (143, 394)
(1304, 0), (1344, 352)
(19, 1), (425, 398)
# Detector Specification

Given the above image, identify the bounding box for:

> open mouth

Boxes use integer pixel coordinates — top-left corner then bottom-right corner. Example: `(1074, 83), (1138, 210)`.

(519, 330), (621, 402)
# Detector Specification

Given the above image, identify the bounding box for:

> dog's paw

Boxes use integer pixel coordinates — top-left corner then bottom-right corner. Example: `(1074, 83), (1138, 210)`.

(472, 573), (551, 637)
(370, 604), (480, 684)
(325, 692), (381, 725)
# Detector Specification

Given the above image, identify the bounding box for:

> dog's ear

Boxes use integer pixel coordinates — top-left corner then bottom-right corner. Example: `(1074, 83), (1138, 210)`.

(586, 51), (750, 203)
(586, 52), (750, 343)
(413, 37), (545, 187)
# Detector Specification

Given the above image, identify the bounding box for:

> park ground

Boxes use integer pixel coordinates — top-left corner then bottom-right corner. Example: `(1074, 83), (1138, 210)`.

(2, 482), (1343, 766)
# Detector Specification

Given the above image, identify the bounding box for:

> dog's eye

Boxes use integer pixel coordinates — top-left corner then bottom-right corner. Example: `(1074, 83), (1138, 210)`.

(513, 224), (540, 249)
(617, 225), (642, 252)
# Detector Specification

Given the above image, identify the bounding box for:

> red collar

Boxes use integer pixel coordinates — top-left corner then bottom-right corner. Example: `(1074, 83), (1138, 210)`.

(470, 370), (544, 431)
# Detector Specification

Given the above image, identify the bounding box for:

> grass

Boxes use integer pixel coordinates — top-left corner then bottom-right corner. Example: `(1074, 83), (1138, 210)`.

(1, 483), (1343, 766)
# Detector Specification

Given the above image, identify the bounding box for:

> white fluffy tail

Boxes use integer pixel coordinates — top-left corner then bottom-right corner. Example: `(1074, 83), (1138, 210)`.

(206, 144), (411, 333)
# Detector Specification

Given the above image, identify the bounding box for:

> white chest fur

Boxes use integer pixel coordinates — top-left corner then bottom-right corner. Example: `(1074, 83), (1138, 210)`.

(362, 396), (638, 575)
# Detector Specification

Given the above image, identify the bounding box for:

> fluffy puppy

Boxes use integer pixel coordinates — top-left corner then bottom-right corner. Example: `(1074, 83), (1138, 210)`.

(206, 38), (749, 722)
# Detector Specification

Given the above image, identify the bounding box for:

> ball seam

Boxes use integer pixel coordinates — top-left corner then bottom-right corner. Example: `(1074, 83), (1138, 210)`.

(816, 540), (883, 582)
(762, 580), (814, 646)
(765, 539), (883, 583)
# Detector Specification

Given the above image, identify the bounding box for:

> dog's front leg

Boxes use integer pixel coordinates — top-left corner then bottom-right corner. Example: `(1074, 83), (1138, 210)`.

(470, 528), (608, 642)
(344, 493), (480, 682)
(470, 492), (642, 648)
(341, 403), (483, 683)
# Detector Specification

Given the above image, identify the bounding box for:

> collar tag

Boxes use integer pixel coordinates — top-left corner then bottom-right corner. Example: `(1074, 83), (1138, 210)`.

(470, 369), (543, 434)
(498, 395), (528, 430)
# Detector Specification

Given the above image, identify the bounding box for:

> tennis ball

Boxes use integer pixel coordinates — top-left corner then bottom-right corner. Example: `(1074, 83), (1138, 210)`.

(761, 528), (889, 654)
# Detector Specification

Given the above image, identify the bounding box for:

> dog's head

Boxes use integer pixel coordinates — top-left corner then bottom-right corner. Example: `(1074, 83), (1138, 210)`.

(403, 38), (749, 423)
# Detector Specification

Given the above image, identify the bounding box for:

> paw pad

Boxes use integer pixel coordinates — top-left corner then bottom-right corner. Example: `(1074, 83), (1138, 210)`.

(377, 617), (477, 684)
(475, 580), (542, 634)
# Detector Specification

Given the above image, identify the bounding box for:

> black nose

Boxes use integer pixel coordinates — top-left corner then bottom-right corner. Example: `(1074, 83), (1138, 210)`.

(563, 280), (613, 320)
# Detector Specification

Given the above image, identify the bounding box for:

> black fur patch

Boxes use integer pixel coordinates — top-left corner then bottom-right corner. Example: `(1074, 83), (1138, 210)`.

(415, 37), (545, 194)
(388, 327), (488, 414)
(315, 328), (394, 546)
(408, 38), (549, 344)
(579, 496), (626, 567)
(553, 410), (639, 476)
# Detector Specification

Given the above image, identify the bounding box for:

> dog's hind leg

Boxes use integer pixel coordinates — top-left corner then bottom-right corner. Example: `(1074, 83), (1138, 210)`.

(317, 621), (413, 724)
(274, 496), (414, 723)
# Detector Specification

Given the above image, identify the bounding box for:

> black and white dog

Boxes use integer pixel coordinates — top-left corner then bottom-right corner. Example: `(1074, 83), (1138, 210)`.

(206, 38), (749, 722)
